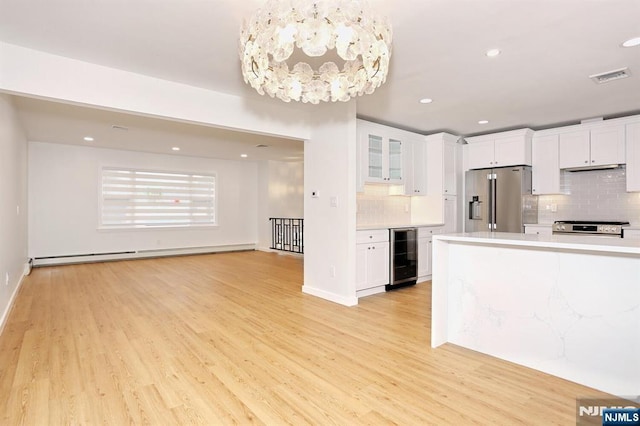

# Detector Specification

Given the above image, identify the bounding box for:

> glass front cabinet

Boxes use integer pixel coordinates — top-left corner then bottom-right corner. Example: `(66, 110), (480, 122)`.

(358, 120), (405, 185)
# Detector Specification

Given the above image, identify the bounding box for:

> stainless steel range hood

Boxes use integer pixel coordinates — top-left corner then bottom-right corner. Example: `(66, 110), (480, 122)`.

(562, 163), (622, 172)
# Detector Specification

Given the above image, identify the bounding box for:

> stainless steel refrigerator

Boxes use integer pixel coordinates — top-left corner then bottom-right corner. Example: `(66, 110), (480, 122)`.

(465, 166), (538, 233)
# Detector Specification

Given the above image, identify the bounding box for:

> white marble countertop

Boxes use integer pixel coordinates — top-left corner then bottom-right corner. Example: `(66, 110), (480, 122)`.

(434, 231), (640, 255)
(357, 223), (444, 231)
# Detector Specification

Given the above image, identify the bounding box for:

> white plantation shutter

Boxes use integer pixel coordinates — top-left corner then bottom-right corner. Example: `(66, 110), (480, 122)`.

(101, 168), (216, 228)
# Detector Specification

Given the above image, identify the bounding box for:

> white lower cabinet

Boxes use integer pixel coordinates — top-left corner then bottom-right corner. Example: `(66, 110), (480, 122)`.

(356, 230), (390, 293)
(417, 238), (431, 278)
(524, 224), (553, 236)
(417, 226), (443, 280)
(623, 229), (640, 239)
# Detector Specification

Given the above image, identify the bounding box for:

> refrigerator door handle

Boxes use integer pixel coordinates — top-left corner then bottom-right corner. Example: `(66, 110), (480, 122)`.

(492, 175), (497, 230)
(487, 174), (494, 230)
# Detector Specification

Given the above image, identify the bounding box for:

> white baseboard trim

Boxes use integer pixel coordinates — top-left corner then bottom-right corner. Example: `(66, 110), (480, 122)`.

(33, 244), (256, 266)
(302, 285), (358, 307)
(417, 275), (432, 284)
(0, 271), (26, 336)
(256, 247), (303, 258)
(356, 285), (386, 298)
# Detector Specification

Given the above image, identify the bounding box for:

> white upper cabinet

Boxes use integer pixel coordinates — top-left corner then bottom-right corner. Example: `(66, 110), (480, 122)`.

(404, 136), (427, 195)
(464, 129), (533, 170)
(443, 139), (458, 195)
(357, 120), (406, 186)
(532, 134), (561, 195)
(465, 141), (495, 170)
(558, 125), (625, 169)
(426, 133), (459, 196)
(627, 122), (640, 192)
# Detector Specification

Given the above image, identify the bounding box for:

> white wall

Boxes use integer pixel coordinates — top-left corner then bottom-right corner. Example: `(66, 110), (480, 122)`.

(28, 142), (258, 257)
(257, 161), (304, 250)
(0, 42), (311, 141)
(537, 168), (640, 225)
(0, 94), (28, 329)
(3, 42), (360, 306)
(303, 102), (358, 306)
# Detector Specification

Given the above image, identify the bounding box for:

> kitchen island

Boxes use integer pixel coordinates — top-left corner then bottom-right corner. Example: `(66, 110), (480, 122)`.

(431, 232), (640, 396)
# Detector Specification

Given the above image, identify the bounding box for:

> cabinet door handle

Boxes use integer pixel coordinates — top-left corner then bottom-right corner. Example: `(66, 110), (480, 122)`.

(591, 160), (595, 163)
(584, 160), (588, 163)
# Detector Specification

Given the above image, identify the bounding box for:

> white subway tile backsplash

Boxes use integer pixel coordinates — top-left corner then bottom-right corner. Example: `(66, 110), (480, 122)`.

(538, 167), (640, 225)
(357, 184), (412, 225)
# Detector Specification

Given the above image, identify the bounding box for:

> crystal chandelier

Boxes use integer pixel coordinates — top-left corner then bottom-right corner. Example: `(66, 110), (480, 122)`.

(239, 0), (392, 104)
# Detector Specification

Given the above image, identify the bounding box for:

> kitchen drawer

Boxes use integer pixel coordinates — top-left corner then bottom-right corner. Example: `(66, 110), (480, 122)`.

(418, 226), (443, 239)
(623, 229), (640, 239)
(524, 224), (553, 236)
(356, 229), (389, 244)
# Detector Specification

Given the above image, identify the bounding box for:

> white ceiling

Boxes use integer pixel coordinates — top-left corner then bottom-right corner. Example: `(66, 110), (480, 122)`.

(14, 97), (304, 161)
(1, 0), (640, 158)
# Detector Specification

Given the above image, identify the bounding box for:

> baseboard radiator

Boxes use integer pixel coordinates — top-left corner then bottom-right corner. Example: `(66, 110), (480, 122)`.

(32, 243), (256, 266)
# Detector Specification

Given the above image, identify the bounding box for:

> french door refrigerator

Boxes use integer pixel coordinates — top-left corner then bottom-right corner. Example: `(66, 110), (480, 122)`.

(465, 165), (538, 233)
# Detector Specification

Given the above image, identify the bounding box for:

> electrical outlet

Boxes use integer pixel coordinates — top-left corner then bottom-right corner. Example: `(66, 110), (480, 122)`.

(5, 272), (8, 286)
(329, 265), (336, 278)
(16, 205), (20, 216)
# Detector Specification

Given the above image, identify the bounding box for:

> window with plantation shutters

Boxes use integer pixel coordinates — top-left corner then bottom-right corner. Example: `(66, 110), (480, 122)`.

(101, 168), (216, 228)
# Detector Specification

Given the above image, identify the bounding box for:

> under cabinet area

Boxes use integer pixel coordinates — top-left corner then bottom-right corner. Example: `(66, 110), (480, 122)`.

(356, 229), (390, 296)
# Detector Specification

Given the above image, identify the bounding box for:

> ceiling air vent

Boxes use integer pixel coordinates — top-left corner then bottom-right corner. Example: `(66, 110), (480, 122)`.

(589, 67), (630, 84)
(255, 144), (269, 148)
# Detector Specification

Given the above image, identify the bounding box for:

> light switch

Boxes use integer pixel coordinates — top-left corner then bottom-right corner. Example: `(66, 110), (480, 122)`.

(311, 191), (319, 198)
(330, 196), (338, 207)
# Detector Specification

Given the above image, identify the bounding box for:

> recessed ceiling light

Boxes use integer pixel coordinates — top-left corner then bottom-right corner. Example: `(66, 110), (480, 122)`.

(172, 147), (180, 151)
(478, 120), (489, 125)
(485, 49), (501, 57)
(622, 37), (640, 47)
(83, 136), (94, 142)
(240, 154), (248, 158)
(419, 98), (433, 104)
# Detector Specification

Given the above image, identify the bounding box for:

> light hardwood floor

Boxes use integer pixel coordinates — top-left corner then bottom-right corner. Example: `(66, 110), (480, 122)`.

(0, 251), (610, 424)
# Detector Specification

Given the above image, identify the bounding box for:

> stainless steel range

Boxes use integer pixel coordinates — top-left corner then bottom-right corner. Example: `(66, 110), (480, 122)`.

(553, 220), (630, 237)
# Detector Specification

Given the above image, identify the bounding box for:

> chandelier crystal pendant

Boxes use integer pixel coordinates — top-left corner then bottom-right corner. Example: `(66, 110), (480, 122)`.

(239, 0), (392, 104)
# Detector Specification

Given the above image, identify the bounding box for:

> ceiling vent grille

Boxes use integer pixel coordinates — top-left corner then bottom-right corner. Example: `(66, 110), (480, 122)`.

(589, 67), (630, 84)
